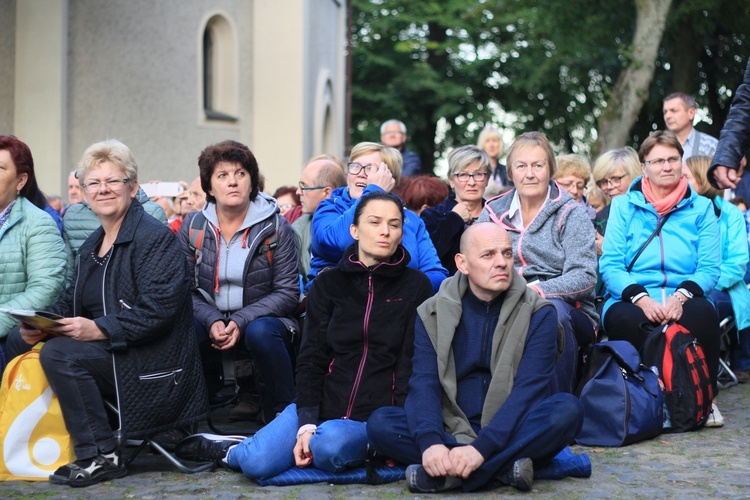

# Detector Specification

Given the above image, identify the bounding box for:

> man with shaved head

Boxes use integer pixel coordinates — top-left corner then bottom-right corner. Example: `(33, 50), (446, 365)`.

(368, 223), (584, 493)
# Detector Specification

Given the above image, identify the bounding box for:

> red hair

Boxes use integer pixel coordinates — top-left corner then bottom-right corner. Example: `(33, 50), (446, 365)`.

(0, 135), (46, 208)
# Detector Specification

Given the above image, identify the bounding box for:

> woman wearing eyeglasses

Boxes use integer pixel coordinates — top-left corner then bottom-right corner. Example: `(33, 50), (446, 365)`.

(308, 142), (447, 292)
(590, 147), (641, 252)
(554, 154), (596, 221)
(420, 146), (490, 275)
(599, 131), (722, 423)
(8, 140), (208, 486)
(479, 132), (598, 393)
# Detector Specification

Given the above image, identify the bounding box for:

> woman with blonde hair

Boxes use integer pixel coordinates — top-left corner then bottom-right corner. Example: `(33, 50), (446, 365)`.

(684, 155), (750, 384)
(308, 142), (447, 291)
(554, 154), (595, 220)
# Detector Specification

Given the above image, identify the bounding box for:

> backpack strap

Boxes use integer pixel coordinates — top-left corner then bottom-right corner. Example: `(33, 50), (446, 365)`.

(187, 212), (217, 307)
(257, 214), (279, 266)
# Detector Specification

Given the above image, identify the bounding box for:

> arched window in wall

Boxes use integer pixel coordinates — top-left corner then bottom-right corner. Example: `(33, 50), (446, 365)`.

(202, 14), (238, 122)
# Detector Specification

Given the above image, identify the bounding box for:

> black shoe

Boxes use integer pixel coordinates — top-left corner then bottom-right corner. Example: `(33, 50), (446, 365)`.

(151, 426), (192, 452)
(497, 457), (534, 492)
(175, 433), (246, 464)
(49, 450), (127, 487)
(228, 378), (261, 422)
(406, 464), (462, 493)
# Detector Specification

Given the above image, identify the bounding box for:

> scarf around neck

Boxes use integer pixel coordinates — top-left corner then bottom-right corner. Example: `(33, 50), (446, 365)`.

(641, 175), (688, 216)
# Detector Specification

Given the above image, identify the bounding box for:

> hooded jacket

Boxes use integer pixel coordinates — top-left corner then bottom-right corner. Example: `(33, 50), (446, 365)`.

(49, 200), (208, 438)
(478, 180), (598, 324)
(599, 177), (720, 322)
(177, 192), (299, 334)
(0, 197), (67, 338)
(295, 243), (433, 426)
(309, 184), (448, 292)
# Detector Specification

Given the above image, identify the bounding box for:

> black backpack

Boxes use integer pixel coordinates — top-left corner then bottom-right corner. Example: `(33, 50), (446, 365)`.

(642, 323), (713, 433)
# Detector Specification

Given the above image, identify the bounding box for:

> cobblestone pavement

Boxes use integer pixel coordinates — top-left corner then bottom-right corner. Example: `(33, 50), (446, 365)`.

(2, 382), (748, 499)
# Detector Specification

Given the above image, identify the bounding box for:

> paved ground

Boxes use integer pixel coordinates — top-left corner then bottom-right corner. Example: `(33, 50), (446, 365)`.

(2, 382), (748, 499)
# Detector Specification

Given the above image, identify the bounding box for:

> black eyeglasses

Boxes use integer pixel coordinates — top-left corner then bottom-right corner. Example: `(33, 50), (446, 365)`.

(298, 182), (325, 191)
(596, 174), (628, 189)
(454, 172), (489, 182)
(347, 163), (377, 175)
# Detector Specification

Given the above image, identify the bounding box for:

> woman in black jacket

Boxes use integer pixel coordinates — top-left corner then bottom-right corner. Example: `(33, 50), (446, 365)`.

(176, 191), (434, 480)
(9, 139), (208, 487)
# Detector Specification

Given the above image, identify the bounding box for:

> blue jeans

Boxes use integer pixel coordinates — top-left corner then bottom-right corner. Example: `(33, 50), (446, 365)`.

(367, 393), (584, 492)
(226, 404), (369, 479)
(195, 316), (296, 419)
(548, 299), (594, 393)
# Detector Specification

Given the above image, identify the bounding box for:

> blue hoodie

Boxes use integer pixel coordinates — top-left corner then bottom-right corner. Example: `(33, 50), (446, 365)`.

(308, 185), (447, 292)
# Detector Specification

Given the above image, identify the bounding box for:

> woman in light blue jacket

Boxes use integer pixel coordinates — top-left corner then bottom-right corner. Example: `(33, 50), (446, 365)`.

(0, 136), (67, 368)
(600, 132), (721, 398)
(684, 155), (750, 382)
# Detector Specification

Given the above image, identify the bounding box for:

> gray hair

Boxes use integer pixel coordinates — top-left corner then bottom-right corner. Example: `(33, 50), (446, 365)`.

(447, 145), (492, 178)
(380, 119), (407, 135)
(77, 139), (138, 184)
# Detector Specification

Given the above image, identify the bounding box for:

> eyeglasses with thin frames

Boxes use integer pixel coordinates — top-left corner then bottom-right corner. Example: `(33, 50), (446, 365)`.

(643, 156), (682, 167)
(82, 178), (131, 194)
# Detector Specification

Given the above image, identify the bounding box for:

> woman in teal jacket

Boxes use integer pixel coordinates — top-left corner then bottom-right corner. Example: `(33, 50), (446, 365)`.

(684, 155), (750, 382)
(599, 131), (721, 395)
(0, 136), (67, 368)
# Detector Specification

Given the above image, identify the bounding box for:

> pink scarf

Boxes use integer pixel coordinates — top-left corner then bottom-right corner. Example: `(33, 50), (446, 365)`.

(641, 175), (688, 216)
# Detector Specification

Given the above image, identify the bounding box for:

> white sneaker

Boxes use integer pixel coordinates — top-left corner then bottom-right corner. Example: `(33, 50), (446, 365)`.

(705, 402), (724, 428)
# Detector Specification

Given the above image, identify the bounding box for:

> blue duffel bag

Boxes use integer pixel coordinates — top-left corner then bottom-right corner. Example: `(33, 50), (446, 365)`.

(575, 341), (664, 447)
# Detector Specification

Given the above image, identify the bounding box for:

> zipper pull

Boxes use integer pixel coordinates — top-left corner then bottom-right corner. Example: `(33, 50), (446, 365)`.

(119, 299), (132, 310)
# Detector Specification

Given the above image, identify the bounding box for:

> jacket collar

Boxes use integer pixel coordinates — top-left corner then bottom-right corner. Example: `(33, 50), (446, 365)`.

(339, 243), (412, 277)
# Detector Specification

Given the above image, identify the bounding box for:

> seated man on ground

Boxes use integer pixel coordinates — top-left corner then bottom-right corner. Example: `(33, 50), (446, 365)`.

(367, 222), (584, 493)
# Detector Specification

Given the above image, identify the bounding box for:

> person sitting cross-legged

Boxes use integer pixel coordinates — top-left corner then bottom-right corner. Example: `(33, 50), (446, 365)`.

(367, 222), (584, 493)
(174, 192), (434, 481)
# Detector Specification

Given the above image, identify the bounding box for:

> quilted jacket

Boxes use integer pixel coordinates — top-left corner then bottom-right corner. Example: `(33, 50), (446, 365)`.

(48, 200), (208, 438)
(177, 194), (300, 335)
(0, 197), (67, 338)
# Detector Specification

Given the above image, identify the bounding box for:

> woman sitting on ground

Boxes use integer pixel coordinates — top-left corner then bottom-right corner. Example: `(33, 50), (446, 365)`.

(683, 155), (750, 384)
(7, 139), (208, 487)
(308, 142), (447, 291)
(421, 146), (491, 275)
(599, 131), (722, 425)
(479, 132), (598, 393)
(176, 191), (434, 480)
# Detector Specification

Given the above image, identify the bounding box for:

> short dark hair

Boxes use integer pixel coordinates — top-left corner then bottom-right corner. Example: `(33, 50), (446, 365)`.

(272, 185), (300, 205)
(639, 130), (684, 162)
(664, 92), (696, 109)
(198, 140), (259, 204)
(353, 191), (405, 226)
(0, 135), (46, 210)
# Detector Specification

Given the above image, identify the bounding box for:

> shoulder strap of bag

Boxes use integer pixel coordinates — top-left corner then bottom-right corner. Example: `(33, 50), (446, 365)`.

(626, 211), (673, 273)
(257, 214), (279, 266)
(187, 212), (217, 307)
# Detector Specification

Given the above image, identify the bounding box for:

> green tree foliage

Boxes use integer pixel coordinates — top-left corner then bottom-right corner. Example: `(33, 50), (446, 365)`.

(350, 0), (748, 169)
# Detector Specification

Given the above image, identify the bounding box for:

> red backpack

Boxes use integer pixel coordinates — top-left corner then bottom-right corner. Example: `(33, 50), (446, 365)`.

(642, 323), (713, 432)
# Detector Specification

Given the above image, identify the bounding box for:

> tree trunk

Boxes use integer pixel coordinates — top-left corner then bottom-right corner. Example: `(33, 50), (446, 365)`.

(592, 0), (672, 157)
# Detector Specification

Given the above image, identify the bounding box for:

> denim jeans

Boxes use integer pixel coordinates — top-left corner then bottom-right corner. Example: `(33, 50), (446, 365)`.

(195, 316), (296, 419)
(367, 393), (584, 492)
(226, 403), (369, 479)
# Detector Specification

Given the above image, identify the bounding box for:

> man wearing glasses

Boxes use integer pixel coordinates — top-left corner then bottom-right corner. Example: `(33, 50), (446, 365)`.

(293, 155), (347, 284)
(380, 119), (423, 177)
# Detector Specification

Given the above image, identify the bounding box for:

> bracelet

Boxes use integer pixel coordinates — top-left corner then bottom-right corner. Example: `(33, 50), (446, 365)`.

(296, 424), (317, 438)
(672, 293), (685, 305)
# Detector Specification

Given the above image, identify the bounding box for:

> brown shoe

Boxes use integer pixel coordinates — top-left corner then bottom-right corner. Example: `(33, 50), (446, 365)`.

(228, 378), (261, 422)
(735, 368), (750, 384)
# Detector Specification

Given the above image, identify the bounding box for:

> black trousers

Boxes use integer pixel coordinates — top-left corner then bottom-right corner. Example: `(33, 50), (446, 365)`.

(603, 297), (720, 389)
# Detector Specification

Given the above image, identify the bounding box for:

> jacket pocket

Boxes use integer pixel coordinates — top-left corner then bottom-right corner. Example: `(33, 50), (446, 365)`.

(139, 368), (183, 385)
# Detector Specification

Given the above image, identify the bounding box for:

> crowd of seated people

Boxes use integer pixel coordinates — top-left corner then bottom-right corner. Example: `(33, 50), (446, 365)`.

(3, 73), (750, 492)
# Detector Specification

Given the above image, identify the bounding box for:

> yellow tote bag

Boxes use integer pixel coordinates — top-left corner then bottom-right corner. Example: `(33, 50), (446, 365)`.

(0, 343), (74, 481)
